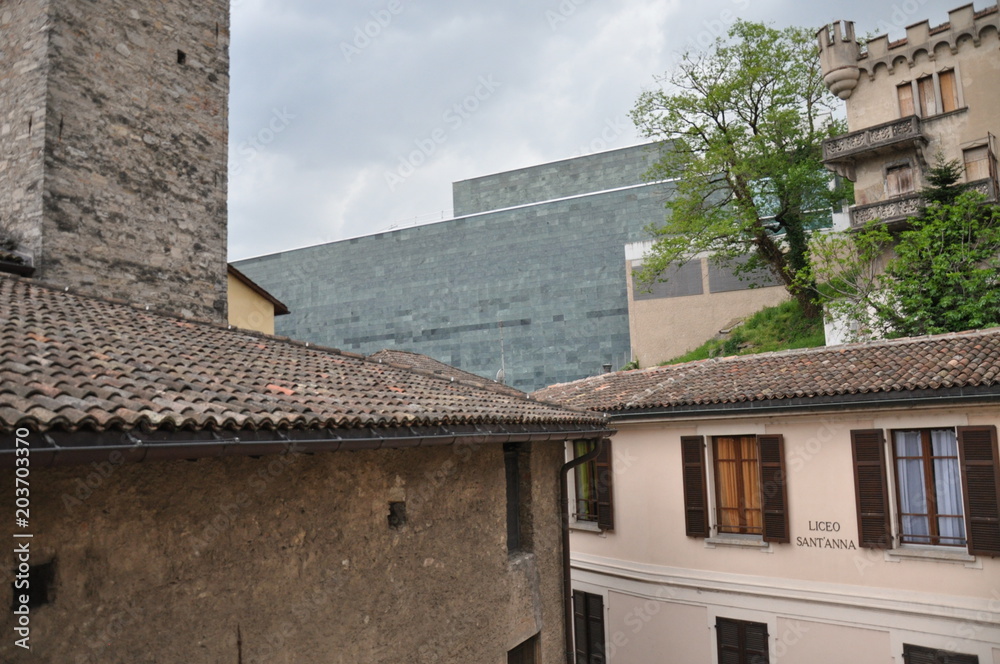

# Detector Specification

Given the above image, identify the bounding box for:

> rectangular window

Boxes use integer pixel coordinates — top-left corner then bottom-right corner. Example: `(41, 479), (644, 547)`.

(504, 442), (532, 554)
(939, 70), (959, 113)
(886, 164), (915, 197)
(852, 426), (1000, 555)
(893, 429), (967, 547)
(917, 76), (937, 117)
(964, 146), (990, 182)
(716, 617), (769, 664)
(898, 83), (915, 117)
(903, 643), (979, 664)
(573, 591), (606, 664)
(683, 435), (789, 542)
(508, 633), (539, 664)
(573, 440), (614, 530)
(714, 436), (762, 535)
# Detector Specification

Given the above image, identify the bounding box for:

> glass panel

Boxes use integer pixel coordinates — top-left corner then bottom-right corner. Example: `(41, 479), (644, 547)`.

(574, 441), (596, 520)
(715, 438), (740, 532)
(895, 430), (923, 457)
(741, 437), (761, 532)
(931, 429), (966, 545)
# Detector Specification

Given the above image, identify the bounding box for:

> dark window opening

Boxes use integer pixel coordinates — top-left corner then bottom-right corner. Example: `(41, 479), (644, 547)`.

(387, 502), (406, 530)
(508, 633), (539, 664)
(177, 50), (187, 65)
(504, 442), (533, 553)
(573, 590), (606, 663)
(903, 643), (979, 664)
(573, 439), (614, 530)
(716, 617), (769, 664)
(11, 561), (55, 610)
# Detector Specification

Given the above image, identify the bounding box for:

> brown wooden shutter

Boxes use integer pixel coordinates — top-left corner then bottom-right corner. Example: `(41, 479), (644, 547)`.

(716, 618), (769, 664)
(939, 69), (959, 113)
(758, 434), (790, 543)
(958, 425), (1000, 557)
(573, 591), (606, 664)
(904, 643), (979, 664)
(681, 435), (709, 537)
(595, 439), (614, 531)
(743, 621), (769, 663)
(897, 84), (915, 117)
(716, 617), (741, 664)
(851, 429), (892, 549)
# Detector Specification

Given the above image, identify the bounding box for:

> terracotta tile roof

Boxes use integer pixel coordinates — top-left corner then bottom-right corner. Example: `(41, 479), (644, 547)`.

(368, 349), (525, 397)
(0, 276), (604, 433)
(532, 328), (1000, 414)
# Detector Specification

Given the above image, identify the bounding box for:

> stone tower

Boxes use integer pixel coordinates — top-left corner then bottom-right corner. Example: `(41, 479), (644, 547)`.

(0, 0), (230, 322)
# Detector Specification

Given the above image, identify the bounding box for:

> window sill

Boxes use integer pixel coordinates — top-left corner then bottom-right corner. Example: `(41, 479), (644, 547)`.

(705, 535), (773, 553)
(885, 545), (980, 568)
(569, 520), (605, 535)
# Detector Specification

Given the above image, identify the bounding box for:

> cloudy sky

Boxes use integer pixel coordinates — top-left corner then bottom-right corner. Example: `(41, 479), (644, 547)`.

(226, 0), (971, 261)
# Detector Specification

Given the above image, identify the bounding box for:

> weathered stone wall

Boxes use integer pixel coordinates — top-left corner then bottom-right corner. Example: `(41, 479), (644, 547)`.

(0, 0), (49, 256)
(5, 0), (230, 321)
(0, 441), (568, 663)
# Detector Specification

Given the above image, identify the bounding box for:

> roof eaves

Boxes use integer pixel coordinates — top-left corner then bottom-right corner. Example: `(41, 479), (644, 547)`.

(603, 384), (1000, 421)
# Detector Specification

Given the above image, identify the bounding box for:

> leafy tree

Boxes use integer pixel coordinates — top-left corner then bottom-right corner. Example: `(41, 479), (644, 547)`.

(630, 20), (848, 319)
(811, 161), (1000, 339)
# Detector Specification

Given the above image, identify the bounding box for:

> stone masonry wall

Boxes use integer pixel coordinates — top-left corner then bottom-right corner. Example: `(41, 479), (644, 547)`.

(30, 0), (230, 321)
(452, 143), (667, 216)
(0, 0), (48, 257)
(237, 177), (674, 392)
(0, 440), (568, 663)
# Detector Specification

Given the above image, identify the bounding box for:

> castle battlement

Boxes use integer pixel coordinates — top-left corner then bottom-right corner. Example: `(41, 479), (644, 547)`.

(818, 2), (999, 96)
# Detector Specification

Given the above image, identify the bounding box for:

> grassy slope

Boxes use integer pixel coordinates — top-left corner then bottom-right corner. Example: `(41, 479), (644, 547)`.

(659, 299), (826, 365)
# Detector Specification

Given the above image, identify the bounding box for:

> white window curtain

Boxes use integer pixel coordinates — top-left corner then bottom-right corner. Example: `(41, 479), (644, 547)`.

(931, 429), (966, 544)
(895, 431), (928, 540)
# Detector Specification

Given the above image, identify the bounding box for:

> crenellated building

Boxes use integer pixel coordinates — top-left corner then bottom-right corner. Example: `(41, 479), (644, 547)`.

(817, 3), (999, 229)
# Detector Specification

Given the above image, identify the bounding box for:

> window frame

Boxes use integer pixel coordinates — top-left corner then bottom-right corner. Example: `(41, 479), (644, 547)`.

(716, 616), (769, 664)
(713, 435), (763, 536)
(897, 67), (964, 119)
(890, 428), (967, 548)
(571, 440), (614, 531)
(682, 434), (789, 543)
(903, 643), (979, 664)
(851, 426), (1000, 557)
(573, 590), (606, 664)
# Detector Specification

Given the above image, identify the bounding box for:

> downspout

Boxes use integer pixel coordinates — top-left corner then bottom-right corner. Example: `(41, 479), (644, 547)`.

(559, 437), (605, 664)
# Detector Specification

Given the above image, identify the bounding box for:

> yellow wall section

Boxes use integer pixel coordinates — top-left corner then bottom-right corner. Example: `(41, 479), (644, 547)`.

(227, 272), (276, 335)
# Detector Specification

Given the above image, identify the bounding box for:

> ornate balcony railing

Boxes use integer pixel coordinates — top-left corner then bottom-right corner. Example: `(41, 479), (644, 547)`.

(823, 116), (925, 165)
(849, 177), (998, 229)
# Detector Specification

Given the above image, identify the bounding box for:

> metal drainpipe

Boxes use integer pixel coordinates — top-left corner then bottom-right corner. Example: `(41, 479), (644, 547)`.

(559, 437), (605, 664)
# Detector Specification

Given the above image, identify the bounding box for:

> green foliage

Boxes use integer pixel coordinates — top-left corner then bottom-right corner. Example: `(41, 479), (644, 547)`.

(659, 298), (826, 365)
(630, 20), (849, 319)
(881, 191), (1000, 336)
(811, 162), (1000, 339)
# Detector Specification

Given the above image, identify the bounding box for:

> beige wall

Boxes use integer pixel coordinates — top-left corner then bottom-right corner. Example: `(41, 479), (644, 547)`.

(1, 441), (568, 663)
(228, 272), (278, 334)
(776, 619), (891, 664)
(626, 258), (789, 367)
(571, 404), (1000, 662)
(822, 8), (1000, 213)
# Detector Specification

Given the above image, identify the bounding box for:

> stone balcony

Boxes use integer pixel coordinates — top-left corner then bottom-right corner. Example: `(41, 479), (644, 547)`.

(823, 116), (927, 179)
(849, 177), (998, 229)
